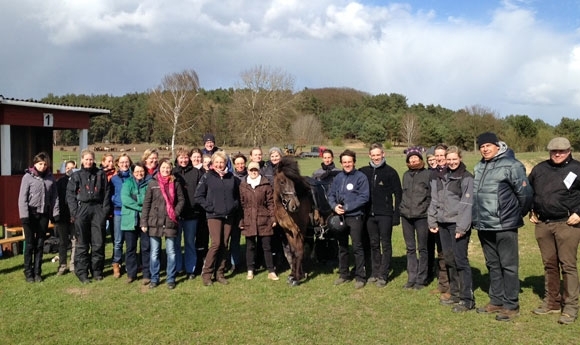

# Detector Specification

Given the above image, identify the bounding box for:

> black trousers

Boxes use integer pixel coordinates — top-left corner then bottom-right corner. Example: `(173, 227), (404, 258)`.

(74, 203), (106, 280)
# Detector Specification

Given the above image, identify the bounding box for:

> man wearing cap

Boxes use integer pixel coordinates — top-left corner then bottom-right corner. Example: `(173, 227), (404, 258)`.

(528, 137), (580, 325)
(472, 132), (532, 321)
(360, 143), (402, 287)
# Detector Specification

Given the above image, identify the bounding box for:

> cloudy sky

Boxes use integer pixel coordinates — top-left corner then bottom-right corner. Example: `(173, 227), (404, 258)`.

(1, 0), (579, 125)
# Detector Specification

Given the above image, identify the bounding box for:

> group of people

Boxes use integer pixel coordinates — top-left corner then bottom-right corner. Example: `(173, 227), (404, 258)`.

(16, 131), (580, 325)
(321, 132), (579, 325)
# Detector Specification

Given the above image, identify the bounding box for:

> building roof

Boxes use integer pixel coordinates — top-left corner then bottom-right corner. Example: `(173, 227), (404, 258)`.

(0, 95), (110, 115)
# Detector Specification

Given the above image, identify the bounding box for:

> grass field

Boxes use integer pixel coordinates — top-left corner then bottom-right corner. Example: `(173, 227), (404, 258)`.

(2, 147), (577, 345)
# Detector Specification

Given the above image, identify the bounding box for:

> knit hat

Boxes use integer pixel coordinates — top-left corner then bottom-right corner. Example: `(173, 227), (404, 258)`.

(247, 162), (260, 171)
(547, 137), (571, 150)
(203, 133), (215, 143)
(476, 132), (499, 148)
(405, 146), (423, 163)
(269, 147), (283, 157)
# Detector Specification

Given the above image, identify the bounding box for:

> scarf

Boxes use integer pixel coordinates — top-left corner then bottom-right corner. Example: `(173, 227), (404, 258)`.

(214, 167), (228, 177)
(157, 174), (177, 223)
(406, 160), (425, 170)
(370, 158), (386, 169)
(247, 174), (261, 189)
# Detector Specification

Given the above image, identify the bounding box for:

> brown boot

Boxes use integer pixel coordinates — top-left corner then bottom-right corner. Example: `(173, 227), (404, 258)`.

(112, 263), (121, 278)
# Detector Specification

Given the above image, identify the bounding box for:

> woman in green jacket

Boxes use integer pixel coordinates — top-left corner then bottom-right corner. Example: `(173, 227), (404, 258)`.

(121, 162), (149, 284)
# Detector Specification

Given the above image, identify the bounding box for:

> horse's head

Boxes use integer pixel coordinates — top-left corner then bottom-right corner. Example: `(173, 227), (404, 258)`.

(275, 171), (301, 213)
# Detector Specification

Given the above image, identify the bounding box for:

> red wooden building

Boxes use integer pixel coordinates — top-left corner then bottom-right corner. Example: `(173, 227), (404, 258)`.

(0, 96), (110, 227)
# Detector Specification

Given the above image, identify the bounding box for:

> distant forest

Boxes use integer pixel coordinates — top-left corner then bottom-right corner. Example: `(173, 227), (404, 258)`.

(44, 87), (580, 152)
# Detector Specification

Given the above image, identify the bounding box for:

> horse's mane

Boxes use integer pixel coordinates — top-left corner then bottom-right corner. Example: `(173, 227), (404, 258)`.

(276, 156), (311, 197)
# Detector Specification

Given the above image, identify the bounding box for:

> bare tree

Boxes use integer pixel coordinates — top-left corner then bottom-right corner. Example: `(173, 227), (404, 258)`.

(230, 65), (296, 146)
(291, 114), (324, 145)
(458, 105), (501, 151)
(149, 69), (200, 158)
(400, 112), (420, 146)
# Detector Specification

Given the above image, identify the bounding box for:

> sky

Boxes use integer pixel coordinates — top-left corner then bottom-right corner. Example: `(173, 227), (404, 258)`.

(1, 0), (579, 125)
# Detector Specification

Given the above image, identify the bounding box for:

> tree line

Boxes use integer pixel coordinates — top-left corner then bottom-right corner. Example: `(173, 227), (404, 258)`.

(45, 67), (579, 152)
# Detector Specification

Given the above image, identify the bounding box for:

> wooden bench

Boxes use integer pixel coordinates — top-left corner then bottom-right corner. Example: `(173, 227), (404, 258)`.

(1, 224), (55, 256)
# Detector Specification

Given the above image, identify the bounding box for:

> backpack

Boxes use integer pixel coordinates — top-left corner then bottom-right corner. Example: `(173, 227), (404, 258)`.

(43, 236), (60, 254)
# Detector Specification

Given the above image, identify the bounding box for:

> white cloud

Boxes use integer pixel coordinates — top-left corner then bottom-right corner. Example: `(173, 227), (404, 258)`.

(1, 0), (579, 124)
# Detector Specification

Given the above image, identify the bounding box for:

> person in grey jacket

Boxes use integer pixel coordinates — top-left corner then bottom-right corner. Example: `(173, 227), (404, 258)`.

(472, 132), (532, 322)
(400, 147), (431, 290)
(18, 152), (59, 282)
(428, 146), (474, 312)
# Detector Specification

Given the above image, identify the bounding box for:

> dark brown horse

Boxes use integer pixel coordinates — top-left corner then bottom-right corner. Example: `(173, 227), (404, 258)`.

(273, 156), (314, 286)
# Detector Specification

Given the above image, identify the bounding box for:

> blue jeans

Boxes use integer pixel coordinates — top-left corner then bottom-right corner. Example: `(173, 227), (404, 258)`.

(230, 224), (241, 268)
(176, 219), (198, 275)
(112, 214), (124, 264)
(150, 236), (177, 284)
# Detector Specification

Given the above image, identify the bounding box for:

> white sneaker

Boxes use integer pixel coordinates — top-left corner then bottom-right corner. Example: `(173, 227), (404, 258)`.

(246, 271), (254, 280)
(268, 272), (279, 281)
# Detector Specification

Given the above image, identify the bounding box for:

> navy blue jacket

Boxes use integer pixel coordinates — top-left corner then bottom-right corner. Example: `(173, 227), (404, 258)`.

(328, 169), (369, 217)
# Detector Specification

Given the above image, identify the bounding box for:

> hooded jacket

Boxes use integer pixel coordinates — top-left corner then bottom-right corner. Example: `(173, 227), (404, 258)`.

(472, 141), (533, 231)
(18, 167), (59, 219)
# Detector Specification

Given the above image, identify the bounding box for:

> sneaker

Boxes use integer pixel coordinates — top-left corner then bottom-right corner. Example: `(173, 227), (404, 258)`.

(354, 281), (365, 289)
(247, 271), (254, 280)
(452, 301), (475, 313)
(142, 278), (151, 286)
(268, 272), (280, 281)
(532, 305), (561, 315)
(495, 307), (520, 322)
(558, 313), (577, 325)
(376, 279), (387, 288)
(403, 282), (414, 290)
(149, 282), (158, 289)
(167, 282), (176, 290)
(477, 303), (503, 314)
(34, 276), (43, 283)
(217, 277), (229, 285)
(334, 277), (351, 286)
(57, 265), (68, 276)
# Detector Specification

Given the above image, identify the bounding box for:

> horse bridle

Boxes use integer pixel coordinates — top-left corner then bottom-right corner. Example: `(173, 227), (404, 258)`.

(280, 191), (297, 210)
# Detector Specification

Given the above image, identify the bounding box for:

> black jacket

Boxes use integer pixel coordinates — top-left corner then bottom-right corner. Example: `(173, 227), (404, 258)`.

(400, 168), (431, 219)
(360, 161), (402, 219)
(66, 164), (111, 218)
(194, 170), (240, 219)
(529, 155), (580, 221)
(172, 164), (203, 219)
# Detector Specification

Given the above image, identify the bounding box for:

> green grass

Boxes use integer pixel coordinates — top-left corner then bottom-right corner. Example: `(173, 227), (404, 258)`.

(2, 149), (575, 345)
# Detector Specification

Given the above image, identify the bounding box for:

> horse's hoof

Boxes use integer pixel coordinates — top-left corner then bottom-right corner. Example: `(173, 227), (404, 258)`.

(290, 279), (300, 287)
(287, 276), (294, 284)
